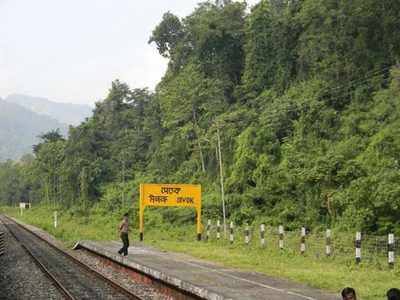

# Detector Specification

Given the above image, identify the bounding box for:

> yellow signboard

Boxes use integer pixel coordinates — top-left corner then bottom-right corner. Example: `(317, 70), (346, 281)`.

(139, 184), (202, 241)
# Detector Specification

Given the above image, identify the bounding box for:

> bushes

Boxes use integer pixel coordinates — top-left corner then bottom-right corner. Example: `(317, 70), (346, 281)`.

(2, 1), (400, 234)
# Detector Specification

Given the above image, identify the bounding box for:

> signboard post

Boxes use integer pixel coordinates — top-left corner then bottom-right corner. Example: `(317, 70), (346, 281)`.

(139, 184), (202, 241)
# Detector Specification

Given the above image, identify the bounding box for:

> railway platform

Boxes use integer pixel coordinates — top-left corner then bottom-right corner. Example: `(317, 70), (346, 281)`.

(74, 240), (340, 300)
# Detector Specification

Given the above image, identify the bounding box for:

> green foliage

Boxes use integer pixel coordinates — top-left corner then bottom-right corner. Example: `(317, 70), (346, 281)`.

(149, 12), (184, 59)
(3, 205), (399, 300)
(0, 99), (67, 161)
(1, 0), (400, 234)
(241, 0), (301, 95)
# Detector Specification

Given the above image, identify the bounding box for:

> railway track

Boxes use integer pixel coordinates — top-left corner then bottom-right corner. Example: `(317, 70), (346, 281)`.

(0, 215), (144, 300)
(0, 230), (4, 256)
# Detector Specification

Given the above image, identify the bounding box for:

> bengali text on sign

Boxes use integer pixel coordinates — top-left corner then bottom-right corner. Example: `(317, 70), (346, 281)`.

(141, 184), (201, 208)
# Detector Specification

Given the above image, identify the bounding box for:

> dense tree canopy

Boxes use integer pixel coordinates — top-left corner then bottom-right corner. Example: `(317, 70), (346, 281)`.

(1, 0), (400, 234)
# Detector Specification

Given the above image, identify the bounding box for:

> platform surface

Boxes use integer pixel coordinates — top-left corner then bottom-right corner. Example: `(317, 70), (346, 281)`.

(75, 240), (340, 300)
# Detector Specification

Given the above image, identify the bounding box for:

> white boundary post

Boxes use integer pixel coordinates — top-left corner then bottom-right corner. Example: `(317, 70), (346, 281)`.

(355, 232), (362, 264)
(206, 219), (211, 241)
(245, 223), (250, 245)
(260, 224), (265, 247)
(279, 225), (284, 250)
(326, 229), (332, 257)
(54, 211), (58, 228)
(300, 227), (306, 254)
(217, 220), (221, 240)
(230, 221), (234, 244)
(388, 233), (395, 268)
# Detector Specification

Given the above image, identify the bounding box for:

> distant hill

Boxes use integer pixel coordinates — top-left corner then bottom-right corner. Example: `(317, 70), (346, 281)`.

(0, 98), (68, 161)
(5, 94), (92, 126)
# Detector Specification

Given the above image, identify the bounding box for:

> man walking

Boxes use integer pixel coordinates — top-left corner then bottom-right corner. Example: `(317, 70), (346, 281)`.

(118, 213), (129, 256)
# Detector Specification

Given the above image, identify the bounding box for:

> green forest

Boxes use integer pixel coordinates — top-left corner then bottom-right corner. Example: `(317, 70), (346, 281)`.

(1, 0), (400, 234)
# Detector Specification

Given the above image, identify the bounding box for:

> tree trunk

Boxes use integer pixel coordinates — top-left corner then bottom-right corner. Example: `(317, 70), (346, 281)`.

(192, 110), (206, 173)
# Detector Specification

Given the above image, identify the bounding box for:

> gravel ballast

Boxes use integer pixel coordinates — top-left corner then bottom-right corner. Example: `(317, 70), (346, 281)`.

(4, 216), (174, 300)
(0, 219), (64, 300)
(73, 249), (173, 300)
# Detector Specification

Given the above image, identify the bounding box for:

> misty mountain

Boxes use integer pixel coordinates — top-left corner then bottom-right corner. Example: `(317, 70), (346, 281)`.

(0, 98), (68, 161)
(5, 94), (92, 126)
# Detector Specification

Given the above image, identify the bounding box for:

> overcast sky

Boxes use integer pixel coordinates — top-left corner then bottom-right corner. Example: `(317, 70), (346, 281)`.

(0, 0), (258, 105)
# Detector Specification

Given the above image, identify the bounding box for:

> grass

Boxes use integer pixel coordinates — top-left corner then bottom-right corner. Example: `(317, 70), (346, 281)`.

(1, 205), (398, 300)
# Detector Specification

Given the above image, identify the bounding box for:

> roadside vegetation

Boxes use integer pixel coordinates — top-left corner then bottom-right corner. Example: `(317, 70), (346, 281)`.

(1, 205), (398, 300)
(1, 1), (400, 299)
(1, 0), (400, 234)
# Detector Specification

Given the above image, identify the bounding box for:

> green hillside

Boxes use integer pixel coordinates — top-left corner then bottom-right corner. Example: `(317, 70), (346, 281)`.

(0, 99), (67, 161)
(6, 94), (92, 126)
(1, 0), (400, 233)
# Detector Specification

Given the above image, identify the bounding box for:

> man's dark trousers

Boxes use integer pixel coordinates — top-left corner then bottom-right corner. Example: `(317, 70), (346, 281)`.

(118, 232), (129, 256)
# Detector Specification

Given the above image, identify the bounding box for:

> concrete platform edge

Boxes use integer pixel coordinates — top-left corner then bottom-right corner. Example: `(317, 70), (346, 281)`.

(75, 240), (226, 300)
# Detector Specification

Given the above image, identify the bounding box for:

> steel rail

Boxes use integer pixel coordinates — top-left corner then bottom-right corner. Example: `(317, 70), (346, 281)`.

(2, 219), (76, 300)
(0, 231), (5, 256)
(1, 215), (144, 300)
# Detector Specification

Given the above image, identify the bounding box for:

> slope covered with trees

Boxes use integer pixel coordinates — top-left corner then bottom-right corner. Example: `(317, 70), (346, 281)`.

(0, 99), (68, 161)
(6, 94), (92, 126)
(1, 0), (400, 233)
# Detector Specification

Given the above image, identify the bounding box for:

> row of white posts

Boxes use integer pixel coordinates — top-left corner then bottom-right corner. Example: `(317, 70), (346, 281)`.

(354, 232), (396, 268)
(205, 220), (396, 267)
(49, 214), (397, 268)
